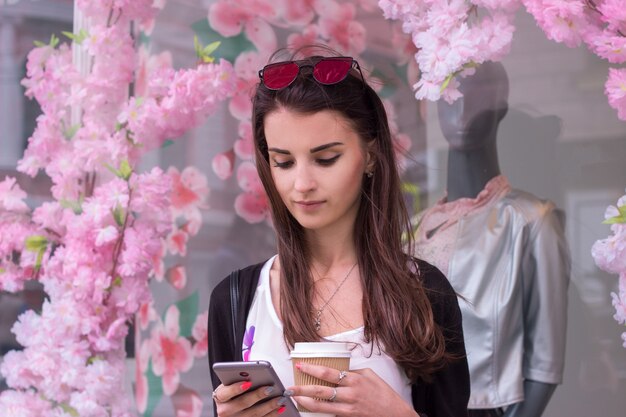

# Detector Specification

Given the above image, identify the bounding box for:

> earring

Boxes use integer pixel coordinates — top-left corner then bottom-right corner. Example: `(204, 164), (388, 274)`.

(366, 171), (373, 178)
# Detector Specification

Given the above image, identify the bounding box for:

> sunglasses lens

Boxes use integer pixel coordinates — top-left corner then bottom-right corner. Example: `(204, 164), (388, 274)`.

(263, 62), (299, 90)
(313, 59), (352, 85)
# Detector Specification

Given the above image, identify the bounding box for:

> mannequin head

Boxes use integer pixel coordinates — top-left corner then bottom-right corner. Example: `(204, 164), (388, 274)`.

(437, 61), (509, 151)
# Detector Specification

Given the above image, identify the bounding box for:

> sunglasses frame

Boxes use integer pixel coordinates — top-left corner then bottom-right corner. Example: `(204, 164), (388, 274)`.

(258, 56), (365, 91)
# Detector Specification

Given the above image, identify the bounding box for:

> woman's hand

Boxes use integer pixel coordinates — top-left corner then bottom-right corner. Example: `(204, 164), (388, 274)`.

(213, 381), (288, 417)
(287, 363), (418, 417)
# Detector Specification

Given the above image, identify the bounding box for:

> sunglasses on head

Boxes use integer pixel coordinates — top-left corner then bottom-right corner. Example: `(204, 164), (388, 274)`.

(258, 56), (364, 90)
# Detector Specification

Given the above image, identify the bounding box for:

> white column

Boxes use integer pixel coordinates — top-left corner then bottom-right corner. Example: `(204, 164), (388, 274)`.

(0, 16), (25, 167)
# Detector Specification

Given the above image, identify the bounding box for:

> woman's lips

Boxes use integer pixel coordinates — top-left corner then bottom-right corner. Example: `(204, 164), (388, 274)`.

(294, 200), (324, 210)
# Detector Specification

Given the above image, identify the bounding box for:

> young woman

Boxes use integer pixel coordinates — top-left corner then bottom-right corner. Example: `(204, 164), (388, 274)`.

(208, 51), (470, 417)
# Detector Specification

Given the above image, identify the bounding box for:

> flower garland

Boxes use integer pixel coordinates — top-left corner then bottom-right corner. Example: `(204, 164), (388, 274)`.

(377, 0), (626, 121)
(0, 1), (235, 416)
(592, 191), (626, 347)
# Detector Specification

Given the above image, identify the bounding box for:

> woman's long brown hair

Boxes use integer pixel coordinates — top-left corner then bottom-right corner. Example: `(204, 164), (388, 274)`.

(252, 51), (449, 382)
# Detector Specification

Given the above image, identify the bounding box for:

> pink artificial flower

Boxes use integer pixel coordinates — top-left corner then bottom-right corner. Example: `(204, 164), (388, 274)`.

(151, 240), (167, 282)
(234, 162), (270, 224)
(588, 31), (626, 64)
(208, 0), (277, 52)
(317, 1), (366, 55)
(167, 265), (187, 290)
(171, 384), (204, 417)
(234, 121), (255, 160)
(287, 25), (322, 51)
(229, 52), (264, 121)
(611, 274), (626, 325)
(135, 46), (172, 97)
(212, 149), (236, 180)
(244, 17), (278, 53)
(151, 305), (194, 396)
(134, 358), (149, 414)
(0, 177), (29, 213)
(605, 68), (626, 120)
(524, 0), (588, 48)
(138, 301), (158, 330)
(0, 390), (52, 417)
(474, 13), (516, 63)
(191, 311), (209, 358)
(95, 226), (120, 247)
(168, 166), (210, 218)
(378, 0), (423, 21)
(134, 340), (151, 413)
(598, 0), (626, 32)
(167, 229), (189, 257)
(283, 0), (316, 25)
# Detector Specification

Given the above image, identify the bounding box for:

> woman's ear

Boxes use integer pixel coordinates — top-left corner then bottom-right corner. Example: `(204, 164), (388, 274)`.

(365, 141), (377, 174)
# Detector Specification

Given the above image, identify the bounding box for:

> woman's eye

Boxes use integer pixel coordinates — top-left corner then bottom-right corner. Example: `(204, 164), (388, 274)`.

(272, 160), (293, 169)
(317, 155), (341, 166)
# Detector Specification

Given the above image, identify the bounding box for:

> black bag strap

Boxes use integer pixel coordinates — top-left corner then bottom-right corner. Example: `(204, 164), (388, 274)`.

(229, 269), (240, 351)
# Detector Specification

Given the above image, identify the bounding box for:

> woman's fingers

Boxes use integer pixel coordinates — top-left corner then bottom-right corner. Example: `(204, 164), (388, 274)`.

(215, 385), (286, 417)
(214, 381), (253, 403)
(293, 362), (351, 385)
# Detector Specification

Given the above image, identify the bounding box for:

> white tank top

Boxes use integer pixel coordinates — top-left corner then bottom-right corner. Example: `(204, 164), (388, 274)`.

(244, 256), (412, 403)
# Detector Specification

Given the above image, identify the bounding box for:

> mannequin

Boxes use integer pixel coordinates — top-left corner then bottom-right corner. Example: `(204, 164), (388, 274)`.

(414, 62), (570, 417)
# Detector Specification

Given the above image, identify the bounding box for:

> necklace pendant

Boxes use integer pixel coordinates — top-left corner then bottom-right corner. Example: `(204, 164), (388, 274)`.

(314, 310), (322, 331)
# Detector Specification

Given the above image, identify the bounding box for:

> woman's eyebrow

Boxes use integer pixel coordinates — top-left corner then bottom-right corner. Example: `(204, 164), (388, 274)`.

(268, 147), (290, 154)
(310, 142), (344, 153)
(268, 142), (344, 155)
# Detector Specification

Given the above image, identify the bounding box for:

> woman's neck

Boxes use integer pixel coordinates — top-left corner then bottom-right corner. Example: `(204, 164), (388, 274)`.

(305, 228), (358, 274)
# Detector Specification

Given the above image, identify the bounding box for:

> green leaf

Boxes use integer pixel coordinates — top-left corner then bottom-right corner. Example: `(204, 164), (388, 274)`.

(143, 360), (163, 417)
(33, 40), (46, 47)
(63, 124), (80, 140)
(87, 355), (104, 365)
(0, 267), (5, 274)
(603, 216), (626, 225)
(62, 31), (76, 41)
(191, 19), (255, 62)
(112, 203), (125, 227)
(440, 73), (454, 93)
(50, 34), (59, 48)
(59, 403), (79, 417)
(34, 247), (46, 271)
(119, 159), (133, 181)
(602, 204), (626, 224)
(163, 291), (199, 338)
(203, 40), (221, 56)
(62, 29), (89, 44)
(161, 140), (174, 149)
(25, 235), (48, 252)
(112, 276), (123, 288)
(104, 162), (121, 177)
(60, 199), (83, 214)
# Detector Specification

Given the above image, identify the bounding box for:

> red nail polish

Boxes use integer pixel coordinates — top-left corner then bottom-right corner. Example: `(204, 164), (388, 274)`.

(278, 406), (286, 414)
(241, 381), (252, 391)
(295, 363), (302, 370)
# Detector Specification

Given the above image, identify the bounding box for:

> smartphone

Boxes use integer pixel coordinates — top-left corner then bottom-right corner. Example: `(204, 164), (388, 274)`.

(212, 360), (301, 417)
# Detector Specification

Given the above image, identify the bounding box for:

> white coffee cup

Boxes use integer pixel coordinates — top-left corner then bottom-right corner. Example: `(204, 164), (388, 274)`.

(290, 342), (352, 417)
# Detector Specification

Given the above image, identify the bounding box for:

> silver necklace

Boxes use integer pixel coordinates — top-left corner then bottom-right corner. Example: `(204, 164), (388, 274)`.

(313, 262), (358, 331)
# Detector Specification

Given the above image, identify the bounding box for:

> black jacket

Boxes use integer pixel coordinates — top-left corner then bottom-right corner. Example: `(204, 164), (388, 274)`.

(208, 259), (470, 417)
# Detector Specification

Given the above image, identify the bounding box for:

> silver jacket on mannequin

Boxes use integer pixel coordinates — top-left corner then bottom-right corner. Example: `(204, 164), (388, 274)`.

(414, 180), (570, 409)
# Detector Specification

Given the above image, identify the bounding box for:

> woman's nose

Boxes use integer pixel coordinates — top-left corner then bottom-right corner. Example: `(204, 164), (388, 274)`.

(293, 165), (316, 193)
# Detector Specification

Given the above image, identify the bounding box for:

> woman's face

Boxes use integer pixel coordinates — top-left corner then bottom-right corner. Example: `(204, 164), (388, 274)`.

(264, 108), (370, 235)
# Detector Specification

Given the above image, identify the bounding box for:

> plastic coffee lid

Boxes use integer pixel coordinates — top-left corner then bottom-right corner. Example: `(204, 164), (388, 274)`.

(290, 342), (351, 358)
